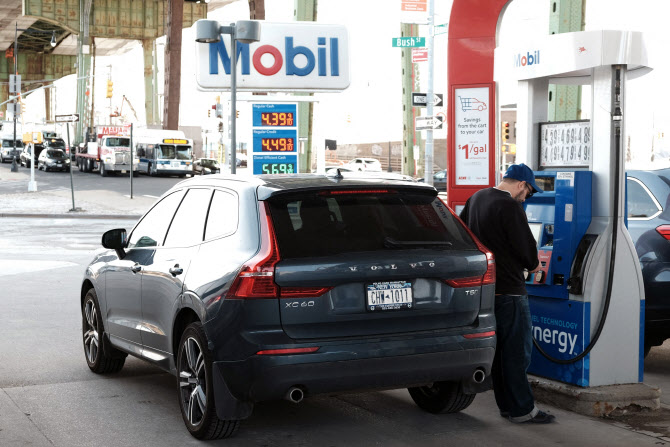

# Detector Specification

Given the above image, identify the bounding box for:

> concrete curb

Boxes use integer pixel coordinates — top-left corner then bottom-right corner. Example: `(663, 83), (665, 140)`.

(0, 213), (142, 220)
(531, 375), (662, 418)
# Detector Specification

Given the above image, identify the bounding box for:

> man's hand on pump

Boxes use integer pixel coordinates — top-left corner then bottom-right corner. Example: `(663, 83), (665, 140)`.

(529, 261), (542, 273)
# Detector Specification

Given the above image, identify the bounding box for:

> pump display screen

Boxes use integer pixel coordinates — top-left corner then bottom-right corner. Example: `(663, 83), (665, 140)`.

(535, 176), (555, 192)
(529, 223), (543, 248)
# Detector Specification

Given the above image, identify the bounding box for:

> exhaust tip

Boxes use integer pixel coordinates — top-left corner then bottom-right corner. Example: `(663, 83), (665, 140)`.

(286, 386), (304, 403)
(473, 368), (486, 384)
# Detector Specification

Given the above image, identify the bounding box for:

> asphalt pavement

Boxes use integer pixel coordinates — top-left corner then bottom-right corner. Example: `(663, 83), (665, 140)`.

(2, 163), (670, 446)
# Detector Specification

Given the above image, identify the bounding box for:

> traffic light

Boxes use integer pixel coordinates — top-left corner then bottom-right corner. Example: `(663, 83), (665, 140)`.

(236, 110), (239, 118)
(106, 80), (113, 98)
(218, 121), (224, 132)
(502, 121), (510, 142)
(208, 110), (211, 118)
(215, 104), (223, 118)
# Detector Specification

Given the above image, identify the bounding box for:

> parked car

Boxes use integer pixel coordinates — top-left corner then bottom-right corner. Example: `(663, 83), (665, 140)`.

(82, 174), (496, 439)
(192, 158), (220, 175)
(236, 152), (247, 167)
(419, 169), (447, 192)
(20, 143), (44, 168)
(627, 169), (670, 356)
(345, 157), (383, 172)
(0, 137), (23, 163)
(37, 148), (71, 172)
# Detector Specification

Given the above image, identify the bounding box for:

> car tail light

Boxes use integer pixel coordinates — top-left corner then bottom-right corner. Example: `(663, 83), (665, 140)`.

(463, 331), (496, 339)
(227, 202), (281, 299)
(656, 225), (670, 240)
(256, 347), (320, 355)
(227, 203), (333, 300)
(439, 198), (496, 288)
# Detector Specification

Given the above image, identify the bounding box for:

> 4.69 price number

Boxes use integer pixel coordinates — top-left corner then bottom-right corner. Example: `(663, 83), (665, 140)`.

(261, 162), (295, 174)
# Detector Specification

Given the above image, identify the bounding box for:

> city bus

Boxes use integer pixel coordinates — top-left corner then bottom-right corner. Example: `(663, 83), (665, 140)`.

(134, 130), (193, 177)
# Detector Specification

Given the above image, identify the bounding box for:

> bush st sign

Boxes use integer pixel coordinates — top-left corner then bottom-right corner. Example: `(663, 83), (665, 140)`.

(392, 37), (426, 48)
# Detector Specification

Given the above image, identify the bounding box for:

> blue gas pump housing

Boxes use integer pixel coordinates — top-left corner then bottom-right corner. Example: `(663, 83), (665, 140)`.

(525, 171), (592, 298)
(525, 171), (594, 386)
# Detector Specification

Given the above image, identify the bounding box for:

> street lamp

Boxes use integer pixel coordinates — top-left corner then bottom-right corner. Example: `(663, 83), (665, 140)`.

(195, 19), (260, 174)
(13, 23), (58, 192)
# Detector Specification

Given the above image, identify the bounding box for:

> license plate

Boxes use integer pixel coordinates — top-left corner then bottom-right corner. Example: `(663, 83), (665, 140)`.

(121, 170), (127, 174)
(171, 161), (180, 168)
(367, 281), (413, 311)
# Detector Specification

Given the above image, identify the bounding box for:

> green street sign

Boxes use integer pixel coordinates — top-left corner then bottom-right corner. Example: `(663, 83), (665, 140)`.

(392, 37), (426, 48)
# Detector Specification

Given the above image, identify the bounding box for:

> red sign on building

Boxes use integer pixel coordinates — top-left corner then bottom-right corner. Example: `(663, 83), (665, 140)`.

(401, 0), (427, 12)
(412, 48), (428, 63)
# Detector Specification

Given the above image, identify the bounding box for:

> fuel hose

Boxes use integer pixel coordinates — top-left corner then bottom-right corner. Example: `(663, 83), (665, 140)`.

(532, 66), (623, 365)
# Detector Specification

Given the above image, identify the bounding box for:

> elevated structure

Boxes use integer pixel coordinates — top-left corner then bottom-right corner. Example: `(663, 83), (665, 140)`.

(0, 0), (235, 143)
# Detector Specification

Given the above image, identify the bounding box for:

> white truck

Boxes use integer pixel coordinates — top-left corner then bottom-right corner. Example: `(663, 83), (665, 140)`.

(76, 125), (139, 176)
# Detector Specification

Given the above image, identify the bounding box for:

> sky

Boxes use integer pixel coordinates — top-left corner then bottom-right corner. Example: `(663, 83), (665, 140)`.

(20, 0), (670, 168)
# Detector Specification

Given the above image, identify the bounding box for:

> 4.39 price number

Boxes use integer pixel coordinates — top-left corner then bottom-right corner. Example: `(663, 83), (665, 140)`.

(262, 137), (295, 152)
(261, 112), (294, 127)
(262, 163), (295, 174)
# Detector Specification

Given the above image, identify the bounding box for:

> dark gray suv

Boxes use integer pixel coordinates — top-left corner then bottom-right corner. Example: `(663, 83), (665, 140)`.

(81, 174), (496, 439)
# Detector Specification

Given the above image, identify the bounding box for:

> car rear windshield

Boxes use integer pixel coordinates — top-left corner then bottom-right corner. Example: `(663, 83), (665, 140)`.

(47, 149), (66, 158)
(267, 191), (477, 259)
(48, 139), (65, 149)
(2, 140), (23, 148)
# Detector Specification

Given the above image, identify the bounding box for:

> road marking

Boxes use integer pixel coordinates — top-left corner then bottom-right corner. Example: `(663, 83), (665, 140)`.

(123, 194), (159, 199)
(0, 260), (78, 276)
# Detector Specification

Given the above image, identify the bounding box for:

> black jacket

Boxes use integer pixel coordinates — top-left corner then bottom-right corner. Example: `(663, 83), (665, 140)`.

(459, 188), (539, 295)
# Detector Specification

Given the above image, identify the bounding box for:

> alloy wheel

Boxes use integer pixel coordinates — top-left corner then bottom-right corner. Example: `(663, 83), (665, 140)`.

(179, 337), (207, 427)
(83, 300), (99, 364)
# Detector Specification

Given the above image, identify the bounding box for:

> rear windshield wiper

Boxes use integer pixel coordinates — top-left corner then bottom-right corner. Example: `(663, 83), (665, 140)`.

(383, 236), (453, 249)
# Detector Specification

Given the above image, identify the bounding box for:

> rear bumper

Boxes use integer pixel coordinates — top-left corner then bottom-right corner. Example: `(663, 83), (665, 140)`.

(102, 162), (138, 172)
(213, 333), (495, 405)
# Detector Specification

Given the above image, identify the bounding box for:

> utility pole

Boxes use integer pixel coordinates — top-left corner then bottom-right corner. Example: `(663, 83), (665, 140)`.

(163, 0), (183, 130)
(424, 0), (435, 185)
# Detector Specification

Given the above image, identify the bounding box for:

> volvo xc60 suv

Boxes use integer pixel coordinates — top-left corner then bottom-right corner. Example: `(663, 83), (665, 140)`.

(81, 173), (496, 439)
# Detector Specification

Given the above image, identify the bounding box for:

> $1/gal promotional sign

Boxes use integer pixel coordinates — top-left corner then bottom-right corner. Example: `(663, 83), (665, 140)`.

(454, 87), (490, 186)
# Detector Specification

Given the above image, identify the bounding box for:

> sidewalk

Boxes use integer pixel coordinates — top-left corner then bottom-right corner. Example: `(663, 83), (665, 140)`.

(0, 167), (154, 219)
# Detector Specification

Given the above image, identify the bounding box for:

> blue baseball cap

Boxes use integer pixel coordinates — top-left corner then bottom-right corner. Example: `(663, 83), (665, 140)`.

(503, 163), (543, 193)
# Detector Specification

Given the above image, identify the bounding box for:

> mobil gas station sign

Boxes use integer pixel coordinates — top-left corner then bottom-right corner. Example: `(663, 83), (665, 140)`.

(195, 22), (350, 92)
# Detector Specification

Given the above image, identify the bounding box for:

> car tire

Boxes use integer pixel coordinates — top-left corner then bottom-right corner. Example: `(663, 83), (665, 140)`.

(177, 322), (240, 440)
(82, 288), (127, 374)
(408, 381), (476, 414)
(100, 162), (108, 177)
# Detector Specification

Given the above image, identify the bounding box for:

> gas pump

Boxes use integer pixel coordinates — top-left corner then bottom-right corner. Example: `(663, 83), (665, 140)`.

(494, 30), (650, 387)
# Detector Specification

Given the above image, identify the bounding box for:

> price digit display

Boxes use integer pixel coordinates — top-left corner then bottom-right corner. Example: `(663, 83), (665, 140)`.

(261, 112), (295, 127)
(261, 162), (295, 174)
(261, 138), (295, 152)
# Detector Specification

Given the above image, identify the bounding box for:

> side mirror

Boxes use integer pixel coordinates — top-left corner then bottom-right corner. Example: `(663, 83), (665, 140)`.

(102, 228), (127, 259)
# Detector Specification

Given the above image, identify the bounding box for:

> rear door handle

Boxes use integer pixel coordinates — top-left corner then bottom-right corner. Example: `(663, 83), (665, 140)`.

(169, 264), (184, 276)
(131, 263), (142, 273)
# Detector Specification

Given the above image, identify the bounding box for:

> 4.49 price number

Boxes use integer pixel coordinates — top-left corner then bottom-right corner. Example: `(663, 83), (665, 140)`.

(262, 137), (295, 152)
(261, 112), (294, 127)
(261, 162), (295, 174)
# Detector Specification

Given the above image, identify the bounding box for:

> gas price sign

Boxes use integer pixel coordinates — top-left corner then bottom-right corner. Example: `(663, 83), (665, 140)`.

(252, 103), (299, 175)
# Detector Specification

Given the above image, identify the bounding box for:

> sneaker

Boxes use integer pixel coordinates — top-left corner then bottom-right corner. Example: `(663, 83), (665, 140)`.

(521, 410), (556, 424)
